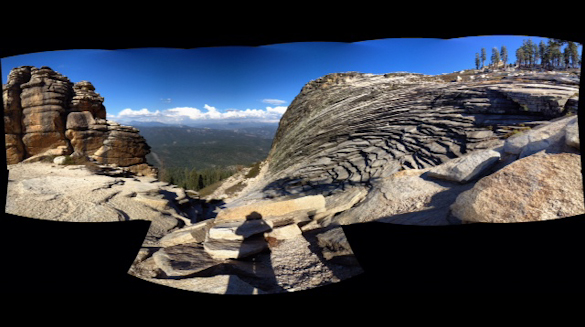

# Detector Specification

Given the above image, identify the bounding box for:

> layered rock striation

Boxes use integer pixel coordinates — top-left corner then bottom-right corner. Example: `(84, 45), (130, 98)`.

(228, 70), (581, 226)
(3, 66), (154, 176)
(262, 72), (579, 198)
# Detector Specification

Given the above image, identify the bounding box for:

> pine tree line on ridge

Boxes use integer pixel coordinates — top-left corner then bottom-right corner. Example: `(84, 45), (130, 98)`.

(475, 38), (582, 71)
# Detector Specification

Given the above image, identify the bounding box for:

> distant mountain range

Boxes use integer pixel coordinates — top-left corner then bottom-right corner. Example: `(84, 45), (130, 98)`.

(127, 120), (280, 130)
(136, 124), (278, 170)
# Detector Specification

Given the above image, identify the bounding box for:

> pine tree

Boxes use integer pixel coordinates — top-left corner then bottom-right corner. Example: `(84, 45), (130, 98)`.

(491, 47), (500, 68)
(500, 46), (508, 68)
(532, 42), (540, 68)
(481, 48), (486, 69)
(475, 53), (481, 70)
(539, 41), (547, 68)
(548, 40), (562, 69)
(516, 47), (525, 67)
(566, 41), (580, 68)
(187, 167), (198, 190)
(198, 174), (205, 190)
(522, 39), (535, 67)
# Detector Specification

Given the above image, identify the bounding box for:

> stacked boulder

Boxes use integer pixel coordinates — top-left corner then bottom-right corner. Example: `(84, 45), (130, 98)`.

(92, 120), (150, 167)
(140, 194), (360, 290)
(3, 66), (156, 177)
(70, 80), (106, 119)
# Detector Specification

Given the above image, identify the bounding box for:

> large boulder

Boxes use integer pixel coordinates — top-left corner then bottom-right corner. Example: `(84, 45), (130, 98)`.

(70, 81), (106, 119)
(66, 111), (95, 130)
(450, 152), (585, 223)
(91, 122), (151, 167)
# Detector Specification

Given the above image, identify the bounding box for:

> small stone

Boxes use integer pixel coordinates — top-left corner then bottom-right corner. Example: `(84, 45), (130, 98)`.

(53, 156), (67, 165)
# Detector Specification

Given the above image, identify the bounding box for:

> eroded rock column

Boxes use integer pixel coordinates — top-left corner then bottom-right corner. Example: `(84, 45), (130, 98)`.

(20, 66), (73, 156)
(3, 66), (31, 164)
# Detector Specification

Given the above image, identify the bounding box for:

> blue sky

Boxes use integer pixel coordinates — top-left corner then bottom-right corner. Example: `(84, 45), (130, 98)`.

(2, 35), (575, 125)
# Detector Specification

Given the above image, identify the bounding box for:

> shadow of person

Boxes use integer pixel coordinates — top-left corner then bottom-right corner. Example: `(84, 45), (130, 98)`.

(225, 211), (285, 294)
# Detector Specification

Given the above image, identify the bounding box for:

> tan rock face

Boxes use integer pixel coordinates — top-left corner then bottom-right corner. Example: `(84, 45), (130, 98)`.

(92, 125), (150, 166)
(70, 81), (106, 119)
(215, 195), (326, 222)
(65, 129), (108, 156)
(21, 132), (70, 156)
(451, 152), (585, 223)
(4, 134), (24, 164)
(19, 67), (72, 156)
(3, 66), (155, 174)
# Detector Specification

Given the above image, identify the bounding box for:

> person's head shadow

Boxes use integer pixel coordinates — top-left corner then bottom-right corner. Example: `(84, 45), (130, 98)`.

(245, 211), (263, 220)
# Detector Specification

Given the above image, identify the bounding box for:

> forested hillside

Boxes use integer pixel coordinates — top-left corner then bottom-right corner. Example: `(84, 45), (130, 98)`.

(137, 125), (276, 191)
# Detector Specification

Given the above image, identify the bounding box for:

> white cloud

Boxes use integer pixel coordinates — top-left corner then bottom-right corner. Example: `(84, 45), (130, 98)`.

(266, 106), (287, 115)
(118, 108), (162, 117)
(165, 107), (204, 120)
(113, 104), (287, 124)
(262, 98), (287, 105)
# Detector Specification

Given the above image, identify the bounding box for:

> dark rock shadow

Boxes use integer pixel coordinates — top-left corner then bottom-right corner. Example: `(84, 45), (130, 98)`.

(300, 226), (364, 283)
(261, 176), (360, 199)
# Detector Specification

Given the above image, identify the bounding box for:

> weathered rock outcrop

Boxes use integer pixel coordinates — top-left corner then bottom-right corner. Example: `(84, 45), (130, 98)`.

(3, 66), (154, 176)
(257, 72), (578, 200)
(228, 70), (581, 228)
(70, 80), (106, 119)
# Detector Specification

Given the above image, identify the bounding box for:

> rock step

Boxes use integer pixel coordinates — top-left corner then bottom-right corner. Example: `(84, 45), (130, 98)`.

(215, 195), (326, 223)
(203, 235), (269, 260)
(207, 219), (273, 241)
